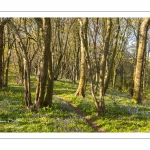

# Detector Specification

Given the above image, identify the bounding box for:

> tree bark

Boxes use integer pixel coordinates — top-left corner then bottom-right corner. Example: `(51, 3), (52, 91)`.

(98, 18), (112, 116)
(0, 25), (4, 91)
(34, 18), (51, 109)
(104, 18), (120, 94)
(0, 19), (8, 91)
(44, 19), (53, 107)
(132, 18), (150, 104)
(8, 19), (33, 108)
(75, 18), (88, 97)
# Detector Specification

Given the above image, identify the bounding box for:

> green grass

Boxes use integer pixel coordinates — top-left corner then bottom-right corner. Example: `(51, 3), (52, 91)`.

(0, 84), (94, 132)
(1, 77), (150, 132)
(54, 79), (150, 132)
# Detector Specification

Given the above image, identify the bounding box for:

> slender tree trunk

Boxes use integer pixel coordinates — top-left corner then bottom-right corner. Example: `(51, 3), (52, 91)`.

(93, 18), (99, 94)
(5, 25), (14, 87)
(0, 25), (4, 91)
(8, 19), (32, 108)
(23, 58), (32, 107)
(132, 18), (150, 104)
(5, 49), (11, 87)
(104, 18), (120, 94)
(112, 65), (117, 88)
(131, 19), (141, 96)
(75, 18), (88, 97)
(98, 18), (112, 116)
(14, 40), (24, 85)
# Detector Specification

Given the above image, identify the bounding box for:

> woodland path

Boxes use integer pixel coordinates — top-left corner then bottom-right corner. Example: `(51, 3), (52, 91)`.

(54, 94), (106, 132)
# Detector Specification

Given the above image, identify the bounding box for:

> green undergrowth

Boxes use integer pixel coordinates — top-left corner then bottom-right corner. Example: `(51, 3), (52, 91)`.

(54, 79), (150, 132)
(0, 85), (94, 132)
(1, 77), (150, 132)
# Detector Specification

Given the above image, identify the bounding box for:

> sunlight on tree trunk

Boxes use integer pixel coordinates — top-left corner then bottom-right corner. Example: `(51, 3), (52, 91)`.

(132, 18), (150, 104)
(104, 18), (120, 94)
(75, 18), (88, 97)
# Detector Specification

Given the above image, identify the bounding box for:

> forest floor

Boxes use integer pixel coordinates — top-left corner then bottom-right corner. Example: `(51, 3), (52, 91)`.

(1, 78), (150, 132)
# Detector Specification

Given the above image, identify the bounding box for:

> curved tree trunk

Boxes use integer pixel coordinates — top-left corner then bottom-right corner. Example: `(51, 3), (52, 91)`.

(75, 18), (88, 97)
(132, 18), (150, 104)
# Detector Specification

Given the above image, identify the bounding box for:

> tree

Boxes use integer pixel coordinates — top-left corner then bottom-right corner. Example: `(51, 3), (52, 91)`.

(104, 18), (120, 94)
(34, 18), (52, 109)
(0, 18), (9, 91)
(98, 18), (112, 115)
(75, 18), (88, 97)
(8, 18), (33, 108)
(86, 18), (112, 116)
(4, 24), (15, 87)
(132, 18), (150, 104)
(43, 18), (53, 107)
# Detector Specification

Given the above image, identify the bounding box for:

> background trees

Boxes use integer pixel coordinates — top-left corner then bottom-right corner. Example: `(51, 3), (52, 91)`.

(1, 17), (150, 115)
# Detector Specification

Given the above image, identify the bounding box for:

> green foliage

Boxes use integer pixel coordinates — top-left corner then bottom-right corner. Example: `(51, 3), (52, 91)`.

(54, 79), (150, 132)
(0, 84), (94, 132)
(1, 78), (150, 132)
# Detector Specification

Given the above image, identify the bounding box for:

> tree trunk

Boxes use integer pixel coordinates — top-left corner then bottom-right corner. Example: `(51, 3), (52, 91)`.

(5, 49), (11, 87)
(132, 18), (150, 104)
(44, 19), (53, 107)
(34, 18), (51, 109)
(104, 18), (120, 94)
(0, 25), (4, 91)
(8, 19), (32, 108)
(98, 18), (112, 116)
(75, 18), (88, 97)
(23, 58), (32, 107)
(131, 19), (141, 96)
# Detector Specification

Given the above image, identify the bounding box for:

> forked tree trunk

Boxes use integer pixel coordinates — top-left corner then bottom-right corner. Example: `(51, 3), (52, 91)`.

(132, 18), (150, 104)
(8, 19), (32, 108)
(34, 18), (51, 109)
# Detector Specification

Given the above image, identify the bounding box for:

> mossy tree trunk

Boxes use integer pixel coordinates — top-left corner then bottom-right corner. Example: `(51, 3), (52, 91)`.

(132, 18), (150, 104)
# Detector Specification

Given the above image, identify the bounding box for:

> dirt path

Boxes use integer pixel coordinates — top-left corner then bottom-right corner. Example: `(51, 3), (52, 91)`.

(54, 95), (106, 132)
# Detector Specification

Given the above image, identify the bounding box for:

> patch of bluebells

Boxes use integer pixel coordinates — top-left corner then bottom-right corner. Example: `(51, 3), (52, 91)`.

(119, 105), (150, 118)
